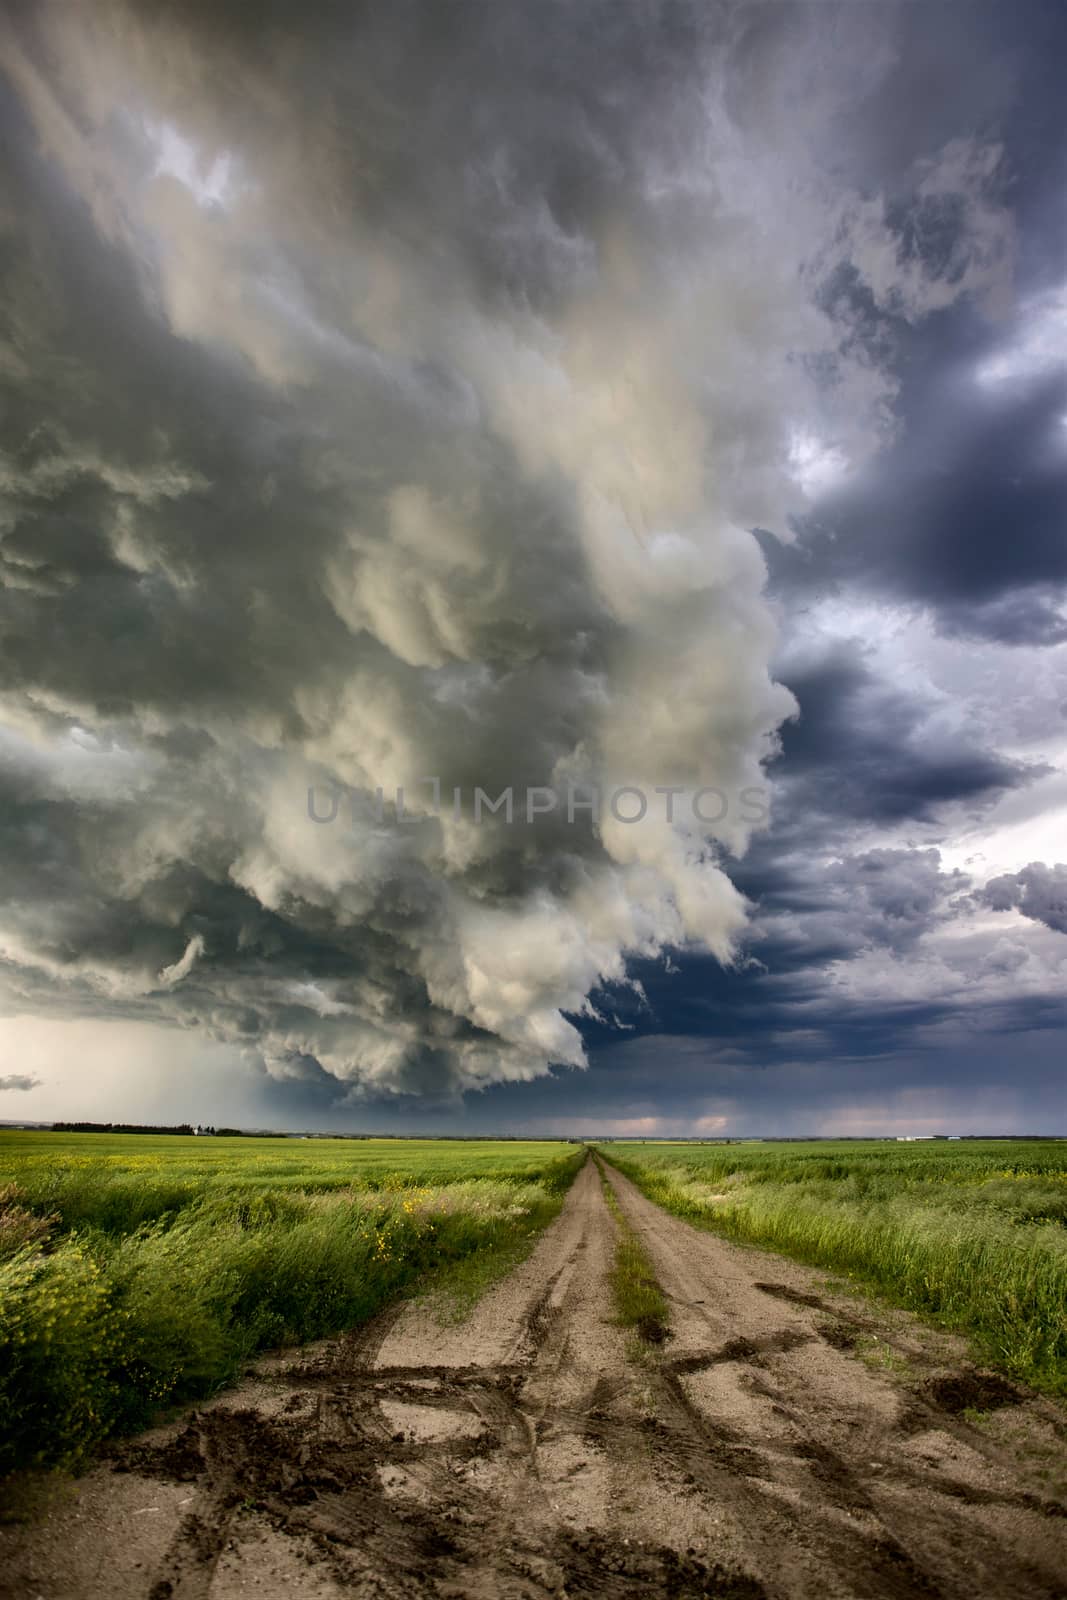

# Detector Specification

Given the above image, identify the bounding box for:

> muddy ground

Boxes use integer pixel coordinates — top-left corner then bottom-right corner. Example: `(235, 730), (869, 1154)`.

(3, 1155), (1065, 1598)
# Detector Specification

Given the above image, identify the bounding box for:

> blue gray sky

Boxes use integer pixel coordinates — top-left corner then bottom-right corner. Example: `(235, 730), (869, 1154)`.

(1, 1), (1064, 1135)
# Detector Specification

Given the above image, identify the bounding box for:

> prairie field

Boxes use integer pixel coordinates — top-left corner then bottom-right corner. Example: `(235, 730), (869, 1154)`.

(599, 1138), (1067, 1395)
(3, 1141), (1066, 1599)
(0, 1132), (582, 1473)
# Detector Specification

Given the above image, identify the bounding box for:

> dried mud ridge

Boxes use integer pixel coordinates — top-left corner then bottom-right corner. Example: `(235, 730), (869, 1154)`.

(11, 1158), (1067, 1599)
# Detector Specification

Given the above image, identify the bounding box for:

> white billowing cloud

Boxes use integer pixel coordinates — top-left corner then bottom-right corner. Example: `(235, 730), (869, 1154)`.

(980, 862), (1067, 935)
(818, 906), (1067, 1019)
(976, 285), (1067, 388)
(146, 120), (242, 211)
(158, 934), (205, 986)
(0, 2), (1019, 1100)
(788, 431), (851, 499)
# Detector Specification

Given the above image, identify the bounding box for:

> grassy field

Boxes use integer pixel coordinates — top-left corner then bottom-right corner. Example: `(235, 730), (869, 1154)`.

(598, 1140), (1067, 1396)
(0, 1133), (582, 1474)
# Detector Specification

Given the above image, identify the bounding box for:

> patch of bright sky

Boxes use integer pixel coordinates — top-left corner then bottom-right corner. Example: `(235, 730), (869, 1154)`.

(0, 1017), (258, 1123)
(149, 119), (240, 208)
(787, 428), (849, 498)
(936, 767), (1067, 879)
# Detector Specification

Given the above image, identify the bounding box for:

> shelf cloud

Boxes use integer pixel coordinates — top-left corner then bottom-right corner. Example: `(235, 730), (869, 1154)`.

(1, 2), (1058, 1124)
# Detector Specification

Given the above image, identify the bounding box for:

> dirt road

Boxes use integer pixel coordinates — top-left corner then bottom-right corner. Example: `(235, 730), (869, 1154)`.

(4, 1155), (1065, 1598)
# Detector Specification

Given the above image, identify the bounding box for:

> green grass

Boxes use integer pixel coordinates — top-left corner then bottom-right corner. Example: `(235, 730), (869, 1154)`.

(0, 1134), (582, 1474)
(0, 1133), (577, 1234)
(597, 1161), (670, 1348)
(597, 1140), (1067, 1396)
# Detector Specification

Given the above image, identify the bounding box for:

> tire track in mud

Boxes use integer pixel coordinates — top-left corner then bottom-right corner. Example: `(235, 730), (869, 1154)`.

(599, 1158), (1067, 1600)
(124, 1157), (766, 1599)
(4, 1155), (1065, 1599)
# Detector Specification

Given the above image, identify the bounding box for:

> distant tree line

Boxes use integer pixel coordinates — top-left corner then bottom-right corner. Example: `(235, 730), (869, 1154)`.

(48, 1122), (297, 1138)
(45, 1125), (580, 1140)
(51, 1121), (195, 1135)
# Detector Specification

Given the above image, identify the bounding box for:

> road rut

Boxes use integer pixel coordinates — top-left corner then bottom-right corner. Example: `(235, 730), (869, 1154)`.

(2, 1155), (1064, 1598)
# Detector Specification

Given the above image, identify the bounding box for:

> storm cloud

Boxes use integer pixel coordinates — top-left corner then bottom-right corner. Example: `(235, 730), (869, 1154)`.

(0, 1074), (41, 1093)
(981, 862), (1067, 935)
(0, 2), (1061, 1126)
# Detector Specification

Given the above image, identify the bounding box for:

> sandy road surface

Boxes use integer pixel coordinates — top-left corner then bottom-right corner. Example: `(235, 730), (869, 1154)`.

(3, 1155), (1065, 1599)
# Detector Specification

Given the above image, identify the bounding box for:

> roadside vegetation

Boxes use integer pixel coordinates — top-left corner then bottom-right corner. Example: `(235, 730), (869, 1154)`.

(597, 1160), (670, 1348)
(597, 1139), (1067, 1396)
(0, 1133), (582, 1475)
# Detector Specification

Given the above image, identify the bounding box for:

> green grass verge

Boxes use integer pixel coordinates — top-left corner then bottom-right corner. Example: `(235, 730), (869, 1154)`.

(597, 1161), (670, 1348)
(596, 1140), (1067, 1396)
(0, 1142), (583, 1475)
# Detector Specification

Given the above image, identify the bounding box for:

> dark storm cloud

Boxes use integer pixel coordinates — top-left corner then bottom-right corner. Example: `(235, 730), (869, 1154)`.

(757, 2), (1067, 651)
(0, 0), (1058, 1120)
(587, 844), (970, 1033)
(564, 677), (1060, 1110)
(0, 1074), (41, 1092)
(764, 1), (1067, 649)
(558, 904), (1067, 1134)
(980, 862), (1067, 935)
(763, 344), (1067, 647)
(447, 1002), (1067, 1137)
(766, 644), (1037, 831)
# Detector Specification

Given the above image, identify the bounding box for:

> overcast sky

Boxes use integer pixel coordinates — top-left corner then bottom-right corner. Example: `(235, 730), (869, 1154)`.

(1, 1), (1064, 1136)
